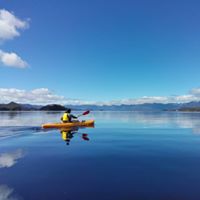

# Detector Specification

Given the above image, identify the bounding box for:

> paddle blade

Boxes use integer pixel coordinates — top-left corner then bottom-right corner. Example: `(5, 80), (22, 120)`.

(82, 110), (90, 115)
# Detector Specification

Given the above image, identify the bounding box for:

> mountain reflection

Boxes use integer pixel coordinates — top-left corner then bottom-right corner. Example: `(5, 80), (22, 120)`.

(59, 127), (90, 145)
(0, 149), (25, 168)
(0, 111), (200, 133)
(91, 111), (200, 133)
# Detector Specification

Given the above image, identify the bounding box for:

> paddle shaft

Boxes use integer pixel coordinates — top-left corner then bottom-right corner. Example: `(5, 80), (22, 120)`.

(77, 110), (90, 118)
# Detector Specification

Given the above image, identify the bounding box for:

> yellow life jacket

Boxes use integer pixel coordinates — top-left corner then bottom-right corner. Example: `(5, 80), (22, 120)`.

(62, 113), (69, 122)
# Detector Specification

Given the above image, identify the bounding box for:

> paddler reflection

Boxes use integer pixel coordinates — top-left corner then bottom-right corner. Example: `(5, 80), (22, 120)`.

(60, 127), (89, 145)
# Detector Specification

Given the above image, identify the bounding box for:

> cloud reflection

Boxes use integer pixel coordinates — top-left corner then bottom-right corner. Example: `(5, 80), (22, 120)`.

(0, 184), (19, 200)
(0, 149), (25, 168)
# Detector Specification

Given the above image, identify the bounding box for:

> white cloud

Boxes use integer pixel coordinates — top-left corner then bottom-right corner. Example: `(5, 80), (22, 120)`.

(0, 88), (87, 105)
(109, 96), (170, 105)
(0, 9), (29, 68)
(0, 50), (28, 68)
(0, 149), (24, 168)
(104, 87), (200, 105)
(0, 184), (18, 200)
(1, 87), (200, 105)
(190, 88), (200, 96)
(0, 9), (29, 42)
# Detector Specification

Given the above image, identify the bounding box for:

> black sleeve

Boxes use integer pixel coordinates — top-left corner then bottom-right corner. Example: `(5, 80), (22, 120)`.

(71, 114), (77, 119)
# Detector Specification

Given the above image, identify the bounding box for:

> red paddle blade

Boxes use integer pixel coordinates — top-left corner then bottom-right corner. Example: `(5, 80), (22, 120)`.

(82, 110), (90, 115)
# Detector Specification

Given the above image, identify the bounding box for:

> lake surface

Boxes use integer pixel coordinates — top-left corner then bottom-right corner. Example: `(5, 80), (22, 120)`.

(1, 111), (200, 200)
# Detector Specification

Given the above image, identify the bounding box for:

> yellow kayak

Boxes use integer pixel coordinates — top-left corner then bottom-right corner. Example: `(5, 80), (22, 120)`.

(42, 119), (95, 129)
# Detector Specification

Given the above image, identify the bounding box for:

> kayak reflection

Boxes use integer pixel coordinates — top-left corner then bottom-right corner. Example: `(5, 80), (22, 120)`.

(60, 127), (90, 145)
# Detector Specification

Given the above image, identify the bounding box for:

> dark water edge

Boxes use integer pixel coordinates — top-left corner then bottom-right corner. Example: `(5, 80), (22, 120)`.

(1, 112), (200, 200)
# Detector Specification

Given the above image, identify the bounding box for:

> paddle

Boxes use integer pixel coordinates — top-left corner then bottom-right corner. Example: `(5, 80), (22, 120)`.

(77, 110), (90, 118)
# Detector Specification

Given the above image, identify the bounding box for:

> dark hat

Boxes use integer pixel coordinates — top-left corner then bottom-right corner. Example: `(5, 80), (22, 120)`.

(65, 109), (71, 113)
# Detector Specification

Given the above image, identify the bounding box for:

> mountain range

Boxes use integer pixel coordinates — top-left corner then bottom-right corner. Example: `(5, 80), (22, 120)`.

(1, 101), (200, 111)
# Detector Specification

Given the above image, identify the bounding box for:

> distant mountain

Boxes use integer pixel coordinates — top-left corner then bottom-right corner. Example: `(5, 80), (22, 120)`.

(179, 107), (200, 112)
(179, 101), (200, 108)
(0, 102), (41, 111)
(0, 102), (22, 111)
(66, 103), (182, 111)
(67, 102), (200, 111)
(21, 103), (42, 110)
(40, 104), (67, 111)
(1, 101), (200, 111)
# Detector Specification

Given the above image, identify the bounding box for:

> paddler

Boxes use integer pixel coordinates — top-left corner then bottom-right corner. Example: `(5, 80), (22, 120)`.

(61, 109), (78, 123)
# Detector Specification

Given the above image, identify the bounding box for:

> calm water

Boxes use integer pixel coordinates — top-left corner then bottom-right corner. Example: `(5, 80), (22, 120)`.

(1, 111), (200, 200)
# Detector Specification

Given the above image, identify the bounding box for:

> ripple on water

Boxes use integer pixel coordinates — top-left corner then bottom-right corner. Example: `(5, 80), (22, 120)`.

(0, 126), (43, 140)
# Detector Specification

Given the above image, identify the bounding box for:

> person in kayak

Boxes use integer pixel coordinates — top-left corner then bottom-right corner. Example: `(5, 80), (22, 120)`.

(61, 109), (78, 123)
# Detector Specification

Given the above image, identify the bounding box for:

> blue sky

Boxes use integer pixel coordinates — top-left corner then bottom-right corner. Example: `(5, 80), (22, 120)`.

(0, 0), (200, 104)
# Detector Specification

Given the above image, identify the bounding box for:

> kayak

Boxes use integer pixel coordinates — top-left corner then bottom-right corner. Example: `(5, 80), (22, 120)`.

(42, 119), (95, 129)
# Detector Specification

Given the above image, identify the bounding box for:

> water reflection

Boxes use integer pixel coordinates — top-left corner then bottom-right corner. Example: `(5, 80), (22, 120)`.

(0, 184), (20, 200)
(90, 111), (200, 133)
(60, 127), (90, 145)
(0, 149), (25, 200)
(0, 149), (25, 168)
(0, 111), (200, 133)
(0, 126), (43, 140)
(7, 112), (19, 120)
